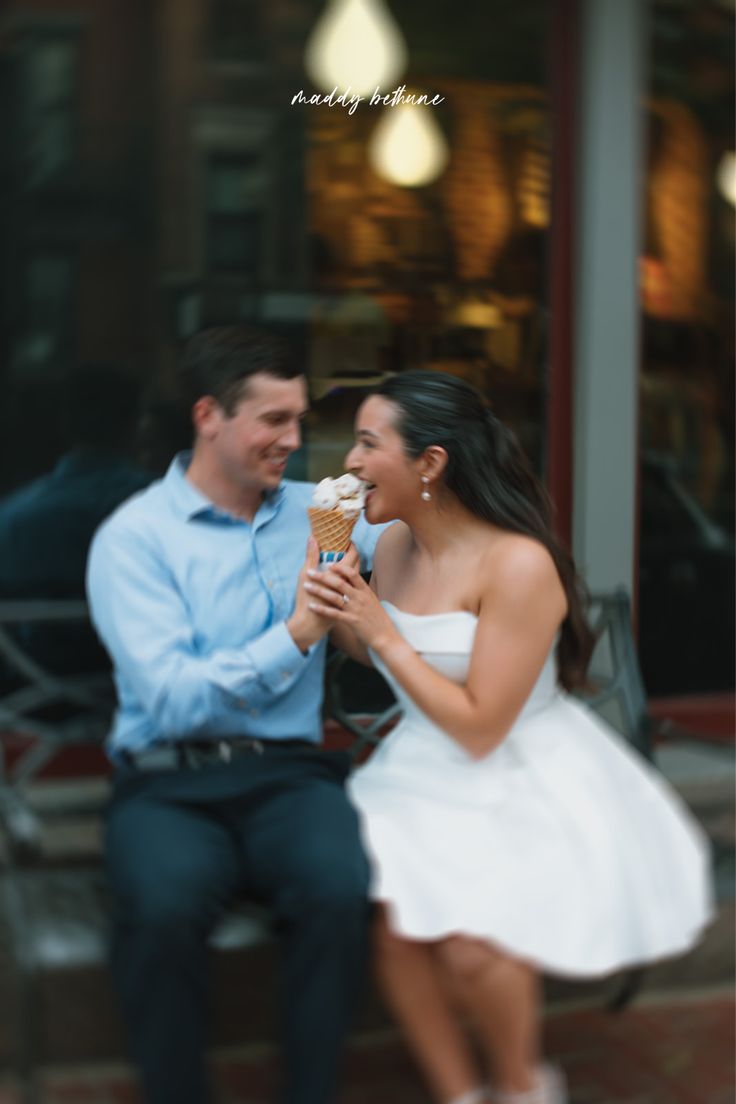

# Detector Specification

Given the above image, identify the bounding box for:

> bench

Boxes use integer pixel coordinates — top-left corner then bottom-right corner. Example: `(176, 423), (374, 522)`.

(0, 590), (656, 1101)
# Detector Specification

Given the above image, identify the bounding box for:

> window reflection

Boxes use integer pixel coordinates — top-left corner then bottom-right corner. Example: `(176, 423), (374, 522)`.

(302, 80), (551, 477)
(206, 154), (264, 274)
(20, 33), (78, 187)
(208, 0), (265, 66)
(638, 0), (735, 696)
(14, 253), (74, 377)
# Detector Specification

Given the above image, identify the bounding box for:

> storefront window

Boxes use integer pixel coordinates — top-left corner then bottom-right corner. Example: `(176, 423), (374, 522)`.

(295, 1), (552, 480)
(19, 32), (79, 187)
(638, 0), (735, 696)
(13, 252), (75, 379)
(208, 0), (265, 65)
(205, 154), (264, 273)
(0, 0), (553, 614)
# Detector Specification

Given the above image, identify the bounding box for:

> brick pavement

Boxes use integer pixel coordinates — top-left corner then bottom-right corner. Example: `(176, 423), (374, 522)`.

(0, 989), (732, 1104)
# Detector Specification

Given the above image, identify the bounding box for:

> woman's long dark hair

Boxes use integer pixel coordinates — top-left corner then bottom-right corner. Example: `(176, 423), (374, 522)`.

(375, 371), (594, 691)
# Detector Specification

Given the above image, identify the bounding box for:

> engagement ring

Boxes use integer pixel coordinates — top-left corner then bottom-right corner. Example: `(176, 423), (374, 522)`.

(342, 593), (350, 605)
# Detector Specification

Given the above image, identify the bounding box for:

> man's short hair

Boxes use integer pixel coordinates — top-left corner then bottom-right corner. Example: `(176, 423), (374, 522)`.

(178, 326), (301, 415)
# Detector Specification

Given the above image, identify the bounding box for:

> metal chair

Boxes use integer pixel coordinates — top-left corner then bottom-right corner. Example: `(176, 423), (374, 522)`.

(576, 588), (656, 1009)
(578, 587), (654, 762)
(0, 600), (114, 855)
(324, 649), (400, 762)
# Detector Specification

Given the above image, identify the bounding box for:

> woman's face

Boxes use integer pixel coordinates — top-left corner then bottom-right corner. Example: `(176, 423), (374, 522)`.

(345, 395), (420, 524)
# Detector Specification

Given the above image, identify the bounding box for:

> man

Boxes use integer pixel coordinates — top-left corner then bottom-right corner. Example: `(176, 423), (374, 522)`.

(86, 326), (383, 1104)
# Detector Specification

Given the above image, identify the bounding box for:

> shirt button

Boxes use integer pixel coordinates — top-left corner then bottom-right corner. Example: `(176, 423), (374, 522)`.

(237, 698), (248, 708)
(281, 671), (292, 681)
(249, 708), (259, 718)
(267, 579), (274, 588)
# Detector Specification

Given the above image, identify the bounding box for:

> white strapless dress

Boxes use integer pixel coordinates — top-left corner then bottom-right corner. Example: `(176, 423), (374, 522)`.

(348, 603), (713, 978)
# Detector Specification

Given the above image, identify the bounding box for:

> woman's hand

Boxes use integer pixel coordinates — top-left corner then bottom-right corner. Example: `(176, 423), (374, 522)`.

(302, 548), (400, 652)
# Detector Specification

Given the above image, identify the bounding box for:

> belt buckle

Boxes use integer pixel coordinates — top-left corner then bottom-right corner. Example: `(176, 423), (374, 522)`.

(218, 738), (264, 760)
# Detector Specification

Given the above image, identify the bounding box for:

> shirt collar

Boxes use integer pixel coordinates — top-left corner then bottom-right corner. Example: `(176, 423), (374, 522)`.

(163, 452), (286, 522)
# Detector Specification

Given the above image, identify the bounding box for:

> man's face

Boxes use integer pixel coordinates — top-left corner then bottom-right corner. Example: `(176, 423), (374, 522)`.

(198, 372), (309, 495)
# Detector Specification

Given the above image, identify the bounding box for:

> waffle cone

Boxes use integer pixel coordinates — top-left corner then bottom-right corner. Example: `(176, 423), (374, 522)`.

(307, 507), (358, 553)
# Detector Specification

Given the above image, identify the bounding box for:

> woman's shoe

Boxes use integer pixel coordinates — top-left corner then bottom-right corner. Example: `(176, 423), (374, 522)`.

(491, 1064), (567, 1104)
(448, 1089), (491, 1104)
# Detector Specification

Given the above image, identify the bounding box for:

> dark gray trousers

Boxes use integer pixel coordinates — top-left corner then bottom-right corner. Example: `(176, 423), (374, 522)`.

(105, 747), (370, 1104)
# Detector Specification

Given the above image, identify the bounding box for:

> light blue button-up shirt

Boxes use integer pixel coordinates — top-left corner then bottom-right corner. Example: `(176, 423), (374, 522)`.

(86, 454), (384, 761)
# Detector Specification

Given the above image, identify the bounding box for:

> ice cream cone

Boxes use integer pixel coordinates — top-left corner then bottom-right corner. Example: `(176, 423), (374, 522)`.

(307, 506), (358, 567)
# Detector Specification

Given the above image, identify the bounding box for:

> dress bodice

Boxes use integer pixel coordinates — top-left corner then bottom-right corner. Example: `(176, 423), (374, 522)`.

(375, 602), (559, 741)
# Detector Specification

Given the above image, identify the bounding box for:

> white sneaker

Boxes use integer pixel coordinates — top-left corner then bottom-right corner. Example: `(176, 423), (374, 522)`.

(540, 1065), (568, 1104)
(448, 1089), (491, 1104)
(491, 1064), (568, 1104)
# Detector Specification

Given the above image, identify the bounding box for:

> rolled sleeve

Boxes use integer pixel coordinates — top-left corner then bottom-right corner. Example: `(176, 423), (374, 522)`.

(241, 621), (310, 696)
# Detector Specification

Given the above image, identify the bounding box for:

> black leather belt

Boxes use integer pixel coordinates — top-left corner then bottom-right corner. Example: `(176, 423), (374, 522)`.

(120, 738), (316, 772)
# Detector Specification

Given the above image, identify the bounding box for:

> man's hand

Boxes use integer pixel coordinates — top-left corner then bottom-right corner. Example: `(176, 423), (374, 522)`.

(286, 538), (358, 653)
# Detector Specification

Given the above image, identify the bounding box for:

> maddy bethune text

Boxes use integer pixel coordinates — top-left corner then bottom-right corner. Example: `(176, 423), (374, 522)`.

(291, 84), (445, 116)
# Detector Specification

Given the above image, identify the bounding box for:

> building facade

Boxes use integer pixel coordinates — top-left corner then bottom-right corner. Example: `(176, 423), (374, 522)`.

(0, 0), (733, 715)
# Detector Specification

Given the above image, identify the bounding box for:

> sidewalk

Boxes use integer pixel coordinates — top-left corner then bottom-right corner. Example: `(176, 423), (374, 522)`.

(0, 989), (732, 1104)
(0, 736), (732, 1104)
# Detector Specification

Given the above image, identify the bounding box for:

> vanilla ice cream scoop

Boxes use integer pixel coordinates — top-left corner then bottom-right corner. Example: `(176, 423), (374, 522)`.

(312, 478), (340, 510)
(312, 474), (367, 518)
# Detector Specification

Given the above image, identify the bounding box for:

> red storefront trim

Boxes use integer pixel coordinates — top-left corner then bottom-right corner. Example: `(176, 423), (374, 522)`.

(547, 0), (579, 549)
(649, 694), (736, 744)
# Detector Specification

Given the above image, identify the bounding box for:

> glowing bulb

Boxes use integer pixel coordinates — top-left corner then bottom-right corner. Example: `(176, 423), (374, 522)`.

(716, 151), (736, 206)
(305, 0), (407, 98)
(369, 103), (449, 187)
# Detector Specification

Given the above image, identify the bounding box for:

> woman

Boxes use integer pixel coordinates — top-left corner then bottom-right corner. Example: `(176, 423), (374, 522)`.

(303, 372), (712, 1104)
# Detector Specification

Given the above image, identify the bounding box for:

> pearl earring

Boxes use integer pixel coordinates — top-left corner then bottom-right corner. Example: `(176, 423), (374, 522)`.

(420, 476), (431, 502)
